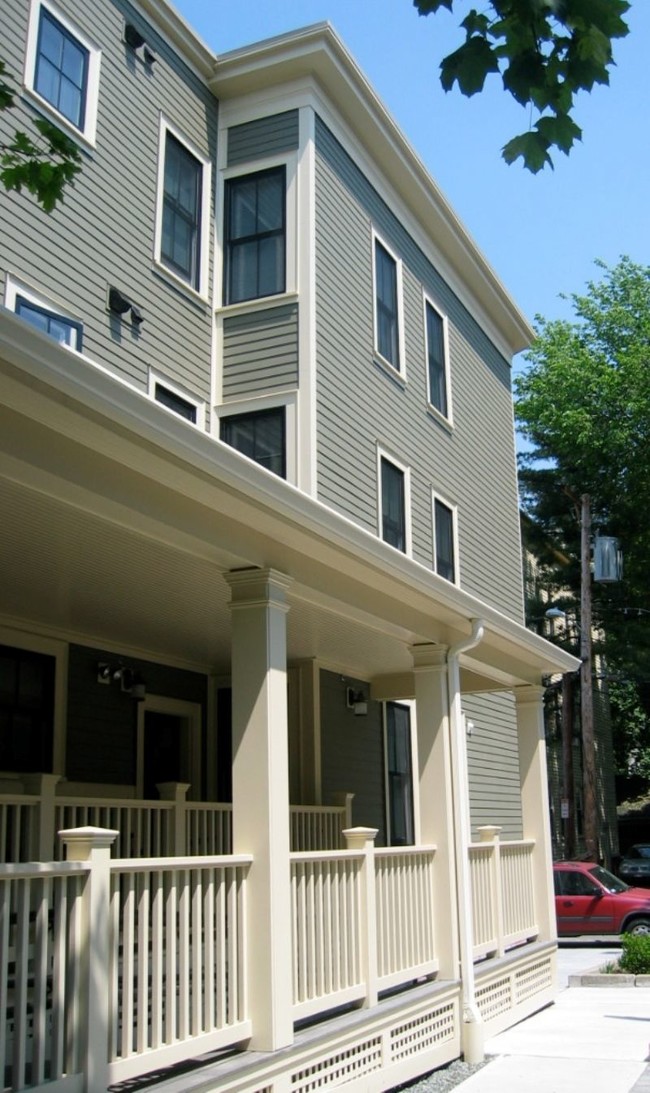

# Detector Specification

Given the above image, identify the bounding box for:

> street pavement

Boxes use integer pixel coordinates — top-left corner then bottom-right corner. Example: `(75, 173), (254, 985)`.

(453, 940), (650, 1093)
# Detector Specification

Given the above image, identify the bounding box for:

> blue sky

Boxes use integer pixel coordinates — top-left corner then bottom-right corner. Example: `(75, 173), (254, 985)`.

(175, 0), (648, 353)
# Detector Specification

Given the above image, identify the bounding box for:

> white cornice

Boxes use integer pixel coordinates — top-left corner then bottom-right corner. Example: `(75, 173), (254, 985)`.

(133, 0), (216, 78)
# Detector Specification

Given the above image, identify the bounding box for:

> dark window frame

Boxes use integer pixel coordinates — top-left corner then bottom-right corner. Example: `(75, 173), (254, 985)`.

(224, 166), (286, 305)
(221, 406), (286, 479)
(161, 132), (203, 289)
(433, 495), (456, 582)
(374, 238), (401, 370)
(425, 300), (449, 419)
(385, 701), (414, 847)
(34, 7), (89, 130)
(15, 294), (83, 350)
(380, 455), (407, 553)
(154, 382), (198, 424)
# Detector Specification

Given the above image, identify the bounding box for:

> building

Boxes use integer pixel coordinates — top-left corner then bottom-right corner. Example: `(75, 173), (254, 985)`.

(0, 2), (578, 1091)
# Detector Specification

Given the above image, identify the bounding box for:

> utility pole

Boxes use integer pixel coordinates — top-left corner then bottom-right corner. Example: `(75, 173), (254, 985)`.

(561, 670), (575, 858)
(580, 494), (598, 861)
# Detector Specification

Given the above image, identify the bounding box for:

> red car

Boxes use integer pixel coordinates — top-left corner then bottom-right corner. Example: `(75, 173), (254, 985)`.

(554, 861), (650, 936)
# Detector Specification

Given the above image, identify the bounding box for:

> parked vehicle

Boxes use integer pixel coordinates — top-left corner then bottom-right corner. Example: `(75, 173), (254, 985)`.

(553, 861), (650, 936)
(618, 845), (650, 887)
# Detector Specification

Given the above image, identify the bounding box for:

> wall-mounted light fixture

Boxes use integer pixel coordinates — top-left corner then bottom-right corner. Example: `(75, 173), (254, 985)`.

(97, 661), (146, 701)
(346, 686), (368, 717)
(124, 23), (156, 63)
(108, 287), (144, 326)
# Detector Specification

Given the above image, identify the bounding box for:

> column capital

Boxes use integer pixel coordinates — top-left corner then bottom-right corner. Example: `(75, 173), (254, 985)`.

(225, 567), (292, 611)
(514, 684), (546, 707)
(410, 643), (449, 671)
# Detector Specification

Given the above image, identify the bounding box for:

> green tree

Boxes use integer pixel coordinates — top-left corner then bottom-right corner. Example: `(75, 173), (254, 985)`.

(0, 60), (81, 212)
(414, 0), (630, 171)
(516, 257), (650, 786)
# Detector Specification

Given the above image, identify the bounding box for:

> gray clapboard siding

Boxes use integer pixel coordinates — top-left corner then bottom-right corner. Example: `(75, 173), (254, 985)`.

(227, 110), (299, 166)
(0, 0), (216, 412)
(314, 115), (524, 619)
(465, 691), (523, 840)
(319, 670), (387, 845)
(222, 304), (299, 399)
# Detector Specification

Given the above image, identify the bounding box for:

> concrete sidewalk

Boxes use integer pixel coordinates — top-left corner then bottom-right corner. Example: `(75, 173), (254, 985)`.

(454, 944), (650, 1093)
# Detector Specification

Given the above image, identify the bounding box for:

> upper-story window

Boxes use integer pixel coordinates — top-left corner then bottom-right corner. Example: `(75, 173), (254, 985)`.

(425, 299), (451, 421)
(433, 493), (457, 583)
(224, 167), (286, 305)
(379, 453), (409, 554)
(5, 277), (83, 351)
(25, 1), (101, 145)
(154, 119), (211, 298)
(373, 234), (403, 374)
(221, 406), (286, 478)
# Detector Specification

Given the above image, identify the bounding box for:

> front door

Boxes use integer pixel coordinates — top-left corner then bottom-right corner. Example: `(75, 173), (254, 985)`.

(137, 696), (201, 800)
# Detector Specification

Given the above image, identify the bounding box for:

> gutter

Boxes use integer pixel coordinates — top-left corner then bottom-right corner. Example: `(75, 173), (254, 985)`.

(447, 619), (486, 1064)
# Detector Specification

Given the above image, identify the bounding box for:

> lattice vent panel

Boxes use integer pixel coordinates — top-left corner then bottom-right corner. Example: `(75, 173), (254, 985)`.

(515, 958), (553, 1002)
(390, 1002), (456, 1061)
(291, 1038), (383, 1092)
(475, 975), (512, 1021)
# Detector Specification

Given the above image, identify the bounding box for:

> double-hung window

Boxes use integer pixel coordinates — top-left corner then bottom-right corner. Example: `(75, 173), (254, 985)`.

(385, 702), (414, 846)
(221, 407), (286, 478)
(161, 133), (202, 289)
(425, 299), (450, 420)
(380, 454), (408, 553)
(433, 494), (457, 583)
(25, 2), (101, 144)
(373, 236), (403, 372)
(225, 167), (286, 304)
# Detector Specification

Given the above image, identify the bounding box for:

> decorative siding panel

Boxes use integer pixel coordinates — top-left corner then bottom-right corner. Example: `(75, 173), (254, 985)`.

(314, 116), (524, 619)
(0, 0), (216, 413)
(464, 691), (523, 839)
(222, 304), (299, 399)
(227, 110), (300, 166)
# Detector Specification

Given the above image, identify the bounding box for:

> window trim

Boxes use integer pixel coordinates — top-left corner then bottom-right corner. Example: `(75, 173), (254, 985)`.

(217, 394), (296, 483)
(5, 275), (83, 351)
(377, 446), (411, 556)
(432, 489), (459, 585)
(371, 229), (405, 380)
(423, 292), (453, 427)
(153, 116), (212, 301)
(224, 164), (287, 306)
(148, 370), (206, 429)
(24, 0), (101, 147)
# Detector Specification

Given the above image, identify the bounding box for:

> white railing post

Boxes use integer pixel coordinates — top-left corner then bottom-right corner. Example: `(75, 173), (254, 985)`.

(515, 685), (557, 943)
(156, 782), (190, 855)
(23, 772), (61, 859)
(344, 826), (378, 1008)
(59, 825), (119, 1093)
(478, 825), (503, 956)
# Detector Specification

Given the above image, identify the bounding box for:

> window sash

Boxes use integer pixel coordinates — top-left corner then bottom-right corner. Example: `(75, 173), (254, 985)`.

(381, 457), (406, 551)
(375, 241), (399, 367)
(162, 134), (202, 287)
(434, 498), (455, 581)
(16, 295), (83, 350)
(35, 8), (88, 129)
(225, 168), (286, 304)
(386, 702), (414, 846)
(426, 303), (448, 417)
(222, 407), (286, 478)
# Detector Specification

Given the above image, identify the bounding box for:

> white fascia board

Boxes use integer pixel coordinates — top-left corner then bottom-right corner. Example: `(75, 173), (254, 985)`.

(211, 24), (534, 358)
(0, 309), (574, 678)
(132, 0), (216, 78)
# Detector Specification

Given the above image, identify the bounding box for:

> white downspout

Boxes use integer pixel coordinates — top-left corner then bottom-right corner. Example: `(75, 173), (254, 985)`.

(448, 618), (486, 1064)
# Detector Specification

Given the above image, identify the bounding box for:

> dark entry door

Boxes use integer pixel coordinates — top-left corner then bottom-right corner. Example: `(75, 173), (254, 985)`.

(143, 711), (183, 799)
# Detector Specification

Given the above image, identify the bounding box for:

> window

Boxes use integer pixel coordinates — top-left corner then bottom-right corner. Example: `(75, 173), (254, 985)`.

(385, 702), (414, 846)
(155, 120), (211, 297)
(425, 299), (450, 420)
(0, 644), (55, 773)
(380, 455), (408, 553)
(15, 294), (83, 350)
(221, 407), (286, 478)
(25, 1), (101, 143)
(225, 167), (286, 304)
(373, 236), (403, 371)
(433, 495), (457, 582)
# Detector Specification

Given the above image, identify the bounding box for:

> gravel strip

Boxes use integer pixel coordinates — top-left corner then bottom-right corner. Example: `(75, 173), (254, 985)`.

(393, 1056), (492, 1093)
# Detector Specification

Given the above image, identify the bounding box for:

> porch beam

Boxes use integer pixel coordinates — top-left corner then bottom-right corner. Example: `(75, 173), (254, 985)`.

(515, 684), (556, 943)
(226, 568), (294, 1051)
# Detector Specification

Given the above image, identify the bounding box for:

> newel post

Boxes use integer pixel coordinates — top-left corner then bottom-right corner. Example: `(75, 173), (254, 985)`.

(59, 826), (118, 1093)
(478, 825), (503, 956)
(156, 781), (190, 855)
(344, 826), (378, 1008)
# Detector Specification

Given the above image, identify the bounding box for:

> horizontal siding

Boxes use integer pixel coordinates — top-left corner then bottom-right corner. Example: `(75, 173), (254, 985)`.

(227, 109), (299, 166)
(314, 115), (524, 619)
(0, 0), (216, 416)
(464, 692), (523, 840)
(222, 304), (299, 400)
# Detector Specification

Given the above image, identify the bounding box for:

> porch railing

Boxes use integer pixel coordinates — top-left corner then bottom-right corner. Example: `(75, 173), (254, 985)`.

(0, 776), (353, 861)
(291, 830), (438, 1021)
(469, 827), (537, 960)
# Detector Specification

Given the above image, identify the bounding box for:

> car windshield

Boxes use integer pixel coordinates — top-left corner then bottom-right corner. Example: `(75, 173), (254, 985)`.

(589, 865), (628, 893)
(630, 846), (650, 860)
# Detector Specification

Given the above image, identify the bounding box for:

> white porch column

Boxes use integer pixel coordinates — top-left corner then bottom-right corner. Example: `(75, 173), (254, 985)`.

(226, 568), (293, 1051)
(515, 684), (556, 943)
(410, 644), (459, 980)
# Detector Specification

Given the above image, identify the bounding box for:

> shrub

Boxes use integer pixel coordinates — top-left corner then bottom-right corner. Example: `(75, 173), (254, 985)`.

(619, 933), (650, 975)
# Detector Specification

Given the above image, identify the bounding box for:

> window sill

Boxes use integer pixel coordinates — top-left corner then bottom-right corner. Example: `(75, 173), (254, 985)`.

(426, 403), (454, 433)
(216, 291), (299, 319)
(152, 261), (210, 309)
(22, 87), (96, 153)
(373, 354), (407, 389)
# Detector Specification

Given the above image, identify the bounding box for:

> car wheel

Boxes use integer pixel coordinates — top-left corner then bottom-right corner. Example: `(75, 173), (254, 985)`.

(627, 918), (650, 936)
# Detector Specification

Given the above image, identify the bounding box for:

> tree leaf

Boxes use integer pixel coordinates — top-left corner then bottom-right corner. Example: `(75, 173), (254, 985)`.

(440, 36), (500, 95)
(502, 130), (553, 172)
(535, 113), (582, 154)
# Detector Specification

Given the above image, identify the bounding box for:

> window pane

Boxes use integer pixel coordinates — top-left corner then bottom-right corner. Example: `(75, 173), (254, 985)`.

(155, 384), (197, 423)
(375, 241), (399, 367)
(435, 499), (455, 581)
(229, 240), (258, 303)
(222, 408), (286, 478)
(16, 297), (81, 350)
(257, 174), (284, 231)
(258, 235), (285, 298)
(35, 11), (88, 129)
(61, 35), (86, 89)
(381, 458), (405, 551)
(58, 77), (82, 129)
(386, 703), (414, 846)
(229, 180), (258, 240)
(225, 168), (286, 305)
(426, 304), (448, 416)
